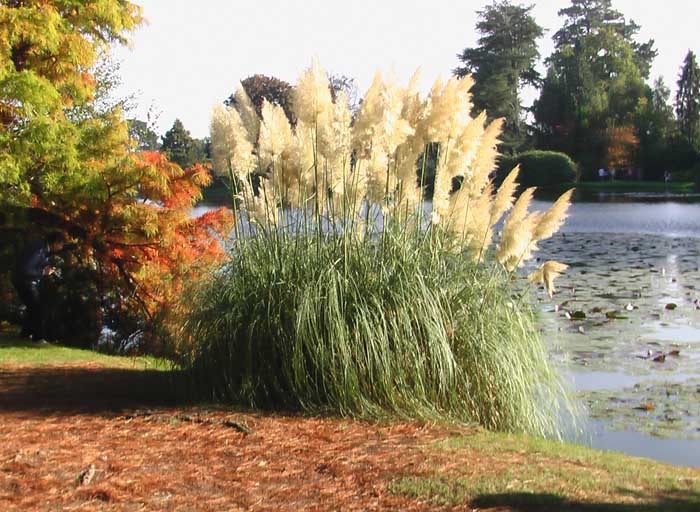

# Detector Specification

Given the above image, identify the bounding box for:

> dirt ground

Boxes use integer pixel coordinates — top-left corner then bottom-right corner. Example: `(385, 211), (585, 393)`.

(0, 364), (476, 511)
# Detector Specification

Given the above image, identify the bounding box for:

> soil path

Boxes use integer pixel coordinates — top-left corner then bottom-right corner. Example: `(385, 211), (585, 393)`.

(0, 364), (476, 511)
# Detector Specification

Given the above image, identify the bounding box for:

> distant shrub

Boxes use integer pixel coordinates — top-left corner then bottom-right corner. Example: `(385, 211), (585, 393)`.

(497, 151), (577, 187)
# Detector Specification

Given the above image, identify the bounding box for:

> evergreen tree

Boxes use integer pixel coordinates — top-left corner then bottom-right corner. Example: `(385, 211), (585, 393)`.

(552, 0), (655, 79)
(160, 119), (206, 169)
(675, 51), (700, 150)
(634, 77), (676, 179)
(534, 0), (654, 175)
(454, 1), (543, 153)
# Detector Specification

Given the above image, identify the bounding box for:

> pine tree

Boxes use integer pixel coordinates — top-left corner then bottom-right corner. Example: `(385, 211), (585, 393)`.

(454, 1), (543, 153)
(161, 119), (206, 168)
(675, 51), (700, 150)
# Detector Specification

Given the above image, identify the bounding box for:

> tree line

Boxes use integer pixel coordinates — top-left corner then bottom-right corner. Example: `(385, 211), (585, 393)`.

(457, 0), (700, 181)
(150, 0), (698, 184)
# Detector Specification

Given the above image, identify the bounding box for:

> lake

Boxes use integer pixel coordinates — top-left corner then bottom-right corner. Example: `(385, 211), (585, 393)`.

(195, 188), (700, 467)
(532, 189), (700, 467)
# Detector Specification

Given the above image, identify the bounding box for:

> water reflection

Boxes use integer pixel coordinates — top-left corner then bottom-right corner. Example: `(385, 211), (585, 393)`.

(532, 199), (700, 238)
(536, 187), (700, 204)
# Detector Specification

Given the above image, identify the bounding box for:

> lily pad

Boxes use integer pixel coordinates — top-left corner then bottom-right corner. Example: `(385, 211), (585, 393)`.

(532, 231), (700, 442)
(583, 379), (700, 439)
(605, 311), (629, 320)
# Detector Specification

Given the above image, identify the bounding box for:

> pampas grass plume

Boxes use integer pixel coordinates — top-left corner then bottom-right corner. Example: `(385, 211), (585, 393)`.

(528, 261), (569, 298)
(532, 188), (574, 242)
(490, 165), (519, 222)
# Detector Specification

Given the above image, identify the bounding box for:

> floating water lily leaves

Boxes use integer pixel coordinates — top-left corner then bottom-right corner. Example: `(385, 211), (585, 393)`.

(583, 379), (700, 439)
(534, 232), (700, 440)
(605, 310), (629, 320)
(567, 310), (587, 320)
(665, 303), (678, 310)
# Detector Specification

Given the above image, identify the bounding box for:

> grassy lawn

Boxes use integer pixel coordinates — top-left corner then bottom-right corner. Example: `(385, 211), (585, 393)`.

(565, 180), (696, 192)
(392, 430), (700, 510)
(0, 323), (168, 370)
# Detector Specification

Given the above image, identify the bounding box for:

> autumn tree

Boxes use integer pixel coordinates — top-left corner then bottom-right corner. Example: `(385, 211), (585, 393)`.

(604, 125), (638, 170)
(225, 74), (295, 123)
(675, 50), (700, 151)
(454, 1), (543, 153)
(534, 0), (655, 176)
(0, 1), (231, 350)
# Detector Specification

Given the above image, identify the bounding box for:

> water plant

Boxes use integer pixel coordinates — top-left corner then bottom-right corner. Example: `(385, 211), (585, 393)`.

(179, 60), (574, 436)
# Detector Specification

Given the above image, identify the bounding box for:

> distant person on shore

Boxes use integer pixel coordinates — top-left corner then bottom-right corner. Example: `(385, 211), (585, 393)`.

(11, 231), (71, 341)
(609, 168), (616, 181)
(664, 170), (671, 184)
(598, 167), (607, 181)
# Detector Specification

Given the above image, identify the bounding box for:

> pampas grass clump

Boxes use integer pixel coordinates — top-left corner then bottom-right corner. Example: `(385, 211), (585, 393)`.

(179, 60), (574, 436)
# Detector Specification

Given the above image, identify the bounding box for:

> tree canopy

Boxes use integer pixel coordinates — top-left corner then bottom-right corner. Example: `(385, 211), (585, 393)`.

(675, 50), (700, 151)
(0, 1), (231, 350)
(533, 0), (655, 175)
(225, 74), (295, 123)
(552, 0), (656, 79)
(454, 1), (543, 153)
(161, 119), (207, 169)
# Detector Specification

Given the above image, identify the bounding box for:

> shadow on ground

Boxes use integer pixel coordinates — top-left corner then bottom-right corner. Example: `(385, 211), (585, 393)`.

(0, 366), (182, 414)
(471, 490), (700, 511)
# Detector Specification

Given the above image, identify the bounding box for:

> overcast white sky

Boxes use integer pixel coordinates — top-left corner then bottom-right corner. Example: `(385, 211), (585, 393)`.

(113, 0), (700, 139)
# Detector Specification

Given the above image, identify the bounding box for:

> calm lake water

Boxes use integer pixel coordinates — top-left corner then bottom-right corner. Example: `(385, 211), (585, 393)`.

(195, 189), (700, 467)
(533, 190), (700, 467)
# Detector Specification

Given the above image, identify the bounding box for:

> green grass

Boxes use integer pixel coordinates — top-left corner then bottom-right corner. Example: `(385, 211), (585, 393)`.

(0, 325), (169, 370)
(180, 218), (574, 436)
(566, 180), (696, 192)
(392, 429), (700, 510)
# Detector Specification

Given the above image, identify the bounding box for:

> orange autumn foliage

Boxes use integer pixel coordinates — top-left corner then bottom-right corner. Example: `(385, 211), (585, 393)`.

(1, 1), (230, 351)
(91, 152), (233, 339)
(604, 125), (639, 170)
(18, 149), (232, 351)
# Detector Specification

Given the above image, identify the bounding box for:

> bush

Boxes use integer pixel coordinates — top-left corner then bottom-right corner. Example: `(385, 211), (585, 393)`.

(497, 151), (577, 187)
(179, 62), (576, 436)
(181, 222), (568, 436)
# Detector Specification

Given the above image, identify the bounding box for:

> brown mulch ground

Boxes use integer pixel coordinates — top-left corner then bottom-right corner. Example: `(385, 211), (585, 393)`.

(0, 364), (479, 511)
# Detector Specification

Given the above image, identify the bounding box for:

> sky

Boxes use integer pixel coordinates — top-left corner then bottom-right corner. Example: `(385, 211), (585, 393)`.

(112, 0), (700, 139)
